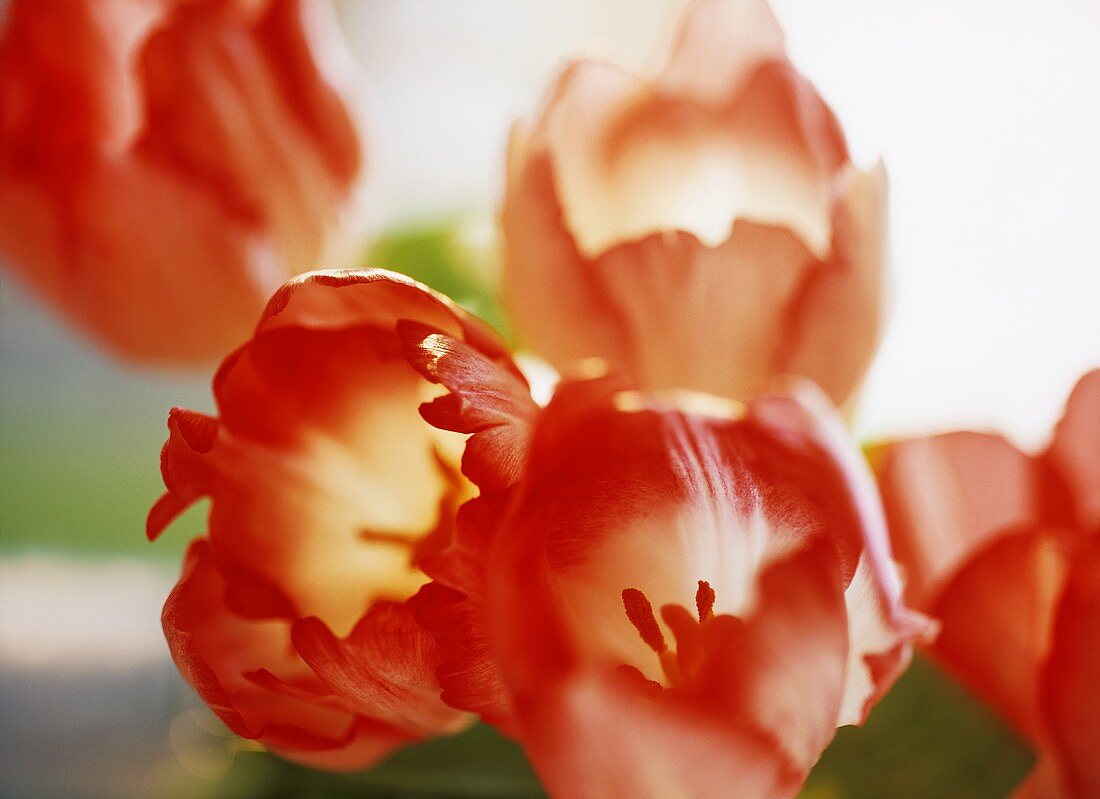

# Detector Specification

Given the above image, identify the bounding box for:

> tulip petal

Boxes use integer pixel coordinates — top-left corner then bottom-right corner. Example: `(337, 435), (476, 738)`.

(1041, 538), (1100, 797)
(156, 324), (451, 634)
(686, 539), (849, 779)
(522, 668), (787, 799)
(873, 372), (1100, 795)
(660, 0), (786, 104)
(1047, 369), (1100, 533)
(931, 527), (1071, 742)
(587, 223), (816, 401)
(779, 164), (889, 406)
(413, 494), (519, 733)
(747, 379), (934, 724)
(291, 603), (472, 737)
(873, 431), (1042, 607)
(399, 320), (538, 491)
(505, 537), (849, 799)
(163, 539), (410, 770)
(501, 142), (631, 371)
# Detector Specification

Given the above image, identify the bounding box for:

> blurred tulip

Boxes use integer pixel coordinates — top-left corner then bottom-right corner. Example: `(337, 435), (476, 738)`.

(149, 270), (537, 767)
(874, 369), (1100, 798)
(502, 0), (887, 407)
(0, 0), (365, 364)
(416, 371), (929, 798)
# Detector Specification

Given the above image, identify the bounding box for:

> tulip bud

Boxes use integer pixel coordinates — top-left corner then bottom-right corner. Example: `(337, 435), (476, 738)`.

(503, 0), (887, 407)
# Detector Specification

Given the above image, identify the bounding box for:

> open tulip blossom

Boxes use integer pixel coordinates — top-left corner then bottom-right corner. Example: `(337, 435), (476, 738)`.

(1, 0), (1096, 797)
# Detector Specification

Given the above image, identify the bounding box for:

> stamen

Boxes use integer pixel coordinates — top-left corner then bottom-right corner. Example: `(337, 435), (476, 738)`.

(359, 528), (417, 548)
(622, 588), (667, 653)
(616, 665), (664, 699)
(695, 580), (715, 622)
(659, 649), (682, 686)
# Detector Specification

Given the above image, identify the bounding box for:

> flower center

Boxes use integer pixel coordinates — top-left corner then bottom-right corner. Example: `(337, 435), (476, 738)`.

(619, 580), (716, 691)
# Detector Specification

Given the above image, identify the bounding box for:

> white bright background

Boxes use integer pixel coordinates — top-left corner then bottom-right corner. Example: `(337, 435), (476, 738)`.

(336, 0), (1100, 450)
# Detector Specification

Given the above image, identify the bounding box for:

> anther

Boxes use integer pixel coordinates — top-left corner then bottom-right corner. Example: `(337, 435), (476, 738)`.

(622, 588), (667, 653)
(695, 580), (715, 622)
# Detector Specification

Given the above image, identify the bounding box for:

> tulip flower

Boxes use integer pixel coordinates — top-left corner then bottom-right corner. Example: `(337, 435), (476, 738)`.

(873, 370), (1100, 797)
(149, 270), (537, 767)
(502, 0), (887, 407)
(464, 375), (931, 799)
(0, 0), (365, 364)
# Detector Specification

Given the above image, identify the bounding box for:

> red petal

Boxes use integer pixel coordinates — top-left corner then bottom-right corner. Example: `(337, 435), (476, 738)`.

(501, 146), (631, 374)
(291, 602), (472, 738)
(256, 269), (466, 341)
(1041, 537), (1100, 796)
(411, 580), (517, 735)
(398, 319), (537, 491)
(540, 38), (844, 259)
(686, 540), (849, 778)
(1046, 369), (1100, 533)
(412, 494), (519, 733)
(148, 408), (219, 542)
(932, 526), (1071, 741)
(162, 539), (409, 769)
(873, 431), (1043, 607)
(515, 669), (796, 799)
(779, 164), (889, 408)
(507, 542), (849, 799)
(748, 380), (935, 723)
(587, 223), (817, 402)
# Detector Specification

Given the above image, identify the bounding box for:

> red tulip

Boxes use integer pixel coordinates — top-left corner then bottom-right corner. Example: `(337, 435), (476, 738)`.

(502, 0), (887, 407)
(0, 0), (364, 364)
(874, 370), (1100, 797)
(149, 270), (536, 767)
(417, 372), (931, 798)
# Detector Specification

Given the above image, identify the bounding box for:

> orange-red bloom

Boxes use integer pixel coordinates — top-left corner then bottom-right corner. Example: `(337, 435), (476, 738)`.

(0, 0), (364, 364)
(422, 374), (930, 799)
(874, 370), (1100, 797)
(502, 0), (887, 407)
(150, 264), (925, 791)
(150, 270), (536, 767)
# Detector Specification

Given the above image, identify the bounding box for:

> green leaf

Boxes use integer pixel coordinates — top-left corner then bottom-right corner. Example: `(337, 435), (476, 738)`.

(800, 655), (1034, 799)
(365, 219), (510, 342)
(208, 724), (545, 799)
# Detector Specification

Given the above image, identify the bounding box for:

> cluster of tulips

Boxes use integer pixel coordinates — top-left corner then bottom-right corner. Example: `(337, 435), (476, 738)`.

(1, 1), (1096, 797)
